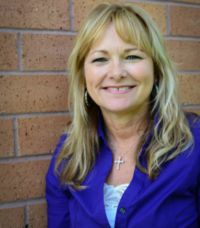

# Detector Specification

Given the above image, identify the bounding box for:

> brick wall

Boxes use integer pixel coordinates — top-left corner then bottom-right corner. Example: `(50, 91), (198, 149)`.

(0, 0), (199, 227)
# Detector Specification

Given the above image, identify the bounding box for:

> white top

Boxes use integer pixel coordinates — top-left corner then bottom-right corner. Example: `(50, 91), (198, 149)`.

(104, 183), (129, 228)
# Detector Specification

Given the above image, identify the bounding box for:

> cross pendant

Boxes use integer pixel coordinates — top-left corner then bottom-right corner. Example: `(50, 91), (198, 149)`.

(114, 156), (125, 170)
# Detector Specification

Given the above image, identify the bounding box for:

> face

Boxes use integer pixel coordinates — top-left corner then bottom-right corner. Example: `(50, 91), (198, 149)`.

(84, 23), (154, 117)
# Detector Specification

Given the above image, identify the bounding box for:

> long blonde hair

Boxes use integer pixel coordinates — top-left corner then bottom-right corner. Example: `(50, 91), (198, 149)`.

(56, 3), (193, 189)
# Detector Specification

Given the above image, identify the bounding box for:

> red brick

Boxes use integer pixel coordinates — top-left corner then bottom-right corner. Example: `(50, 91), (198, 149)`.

(179, 74), (200, 105)
(0, 159), (49, 202)
(133, 2), (167, 35)
(0, 207), (24, 228)
(74, 1), (167, 34)
(18, 115), (71, 155)
(23, 34), (74, 70)
(29, 203), (47, 228)
(0, 119), (14, 158)
(166, 40), (200, 71)
(0, 75), (68, 114)
(0, 0), (69, 30)
(0, 33), (18, 70)
(170, 6), (200, 36)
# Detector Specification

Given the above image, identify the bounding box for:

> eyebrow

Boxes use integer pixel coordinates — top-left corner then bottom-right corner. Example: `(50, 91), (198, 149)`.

(90, 48), (138, 55)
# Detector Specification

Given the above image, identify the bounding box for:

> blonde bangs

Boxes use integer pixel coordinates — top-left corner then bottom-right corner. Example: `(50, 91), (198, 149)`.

(74, 3), (153, 66)
(112, 8), (152, 55)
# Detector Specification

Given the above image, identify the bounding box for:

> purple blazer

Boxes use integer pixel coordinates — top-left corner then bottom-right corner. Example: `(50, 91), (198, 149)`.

(46, 113), (200, 227)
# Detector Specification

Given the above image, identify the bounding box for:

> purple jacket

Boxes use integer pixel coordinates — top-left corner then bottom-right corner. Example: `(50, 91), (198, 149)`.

(46, 113), (200, 227)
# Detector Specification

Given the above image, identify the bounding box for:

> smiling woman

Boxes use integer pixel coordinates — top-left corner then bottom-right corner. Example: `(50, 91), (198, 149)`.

(45, 2), (200, 228)
(84, 23), (154, 117)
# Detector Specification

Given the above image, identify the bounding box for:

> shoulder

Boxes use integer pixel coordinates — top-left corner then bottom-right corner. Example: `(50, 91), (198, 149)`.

(185, 112), (200, 138)
(184, 112), (200, 169)
(185, 112), (200, 126)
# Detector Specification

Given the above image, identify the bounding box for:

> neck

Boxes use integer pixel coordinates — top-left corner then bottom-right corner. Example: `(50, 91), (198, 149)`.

(102, 107), (150, 145)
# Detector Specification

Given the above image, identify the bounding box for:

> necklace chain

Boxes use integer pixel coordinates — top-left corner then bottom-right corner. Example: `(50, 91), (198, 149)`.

(111, 132), (148, 170)
(108, 120), (151, 171)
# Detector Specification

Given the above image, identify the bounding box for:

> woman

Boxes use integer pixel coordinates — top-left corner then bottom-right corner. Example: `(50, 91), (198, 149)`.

(46, 3), (200, 227)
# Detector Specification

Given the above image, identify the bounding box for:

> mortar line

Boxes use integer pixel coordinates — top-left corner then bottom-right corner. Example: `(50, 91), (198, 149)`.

(166, 3), (171, 36)
(0, 154), (52, 164)
(24, 205), (29, 228)
(69, 0), (75, 31)
(0, 198), (46, 209)
(0, 70), (68, 75)
(13, 117), (20, 157)
(0, 28), (77, 35)
(0, 111), (70, 119)
(182, 104), (200, 109)
(164, 35), (200, 41)
(128, 0), (200, 7)
(17, 33), (23, 71)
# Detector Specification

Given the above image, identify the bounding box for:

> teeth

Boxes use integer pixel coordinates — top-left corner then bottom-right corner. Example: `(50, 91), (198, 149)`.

(111, 88), (119, 91)
(110, 87), (130, 91)
(105, 86), (134, 92)
(118, 87), (129, 91)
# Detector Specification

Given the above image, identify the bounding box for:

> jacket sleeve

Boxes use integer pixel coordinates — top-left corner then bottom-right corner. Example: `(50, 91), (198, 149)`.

(45, 134), (70, 228)
(198, 185), (200, 223)
(198, 147), (200, 223)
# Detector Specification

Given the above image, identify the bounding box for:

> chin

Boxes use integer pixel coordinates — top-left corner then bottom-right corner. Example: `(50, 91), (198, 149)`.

(102, 105), (135, 114)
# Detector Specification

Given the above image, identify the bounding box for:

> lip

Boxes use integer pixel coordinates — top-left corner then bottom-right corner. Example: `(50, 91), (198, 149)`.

(102, 85), (136, 94)
(102, 85), (136, 89)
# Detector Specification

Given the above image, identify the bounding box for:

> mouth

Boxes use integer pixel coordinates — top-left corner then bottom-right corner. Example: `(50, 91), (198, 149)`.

(102, 86), (136, 94)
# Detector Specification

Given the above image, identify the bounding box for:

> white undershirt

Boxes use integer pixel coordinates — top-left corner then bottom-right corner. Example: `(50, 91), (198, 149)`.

(104, 183), (129, 228)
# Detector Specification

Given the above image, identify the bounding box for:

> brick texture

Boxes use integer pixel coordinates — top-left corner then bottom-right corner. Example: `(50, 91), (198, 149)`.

(29, 203), (47, 228)
(179, 74), (200, 105)
(0, 33), (18, 70)
(74, 1), (167, 34)
(170, 6), (200, 36)
(18, 115), (70, 155)
(0, 0), (69, 30)
(166, 40), (200, 71)
(0, 207), (24, 228)
(0, 0), (199, 226)
(0, 159), (49, 202)
(23, 34), (74, 70)
(0, 119), (14, 158)
(133, 2), (167, 35)
(0, 75), (68, 114)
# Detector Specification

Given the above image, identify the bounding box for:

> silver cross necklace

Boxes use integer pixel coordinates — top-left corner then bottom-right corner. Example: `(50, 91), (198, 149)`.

(113, 145), (132, 170)
(114, 156), (125, 170)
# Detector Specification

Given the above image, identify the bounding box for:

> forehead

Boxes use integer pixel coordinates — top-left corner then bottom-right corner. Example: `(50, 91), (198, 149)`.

(88, 23), (138, 54)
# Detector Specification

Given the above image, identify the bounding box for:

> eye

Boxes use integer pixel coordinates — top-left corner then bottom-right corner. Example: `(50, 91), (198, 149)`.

(126, 55), (142, 60)
(92, 57), (107, 63)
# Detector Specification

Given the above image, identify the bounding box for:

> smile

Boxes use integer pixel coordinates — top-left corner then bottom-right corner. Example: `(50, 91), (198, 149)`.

(103, 86), (136, 94)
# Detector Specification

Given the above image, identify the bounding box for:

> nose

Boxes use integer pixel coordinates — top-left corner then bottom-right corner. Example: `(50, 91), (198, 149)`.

(108, 59), (127, 80)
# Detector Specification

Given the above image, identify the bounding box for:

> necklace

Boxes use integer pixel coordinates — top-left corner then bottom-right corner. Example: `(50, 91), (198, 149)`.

(111, 131), (148, 171)
(112, 144), (134, 171)
(108, 120), (150, 171)
(114, 156), (125, 170)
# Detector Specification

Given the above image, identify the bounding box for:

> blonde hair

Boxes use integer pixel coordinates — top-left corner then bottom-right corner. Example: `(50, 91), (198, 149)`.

(56, 3), (193, 189)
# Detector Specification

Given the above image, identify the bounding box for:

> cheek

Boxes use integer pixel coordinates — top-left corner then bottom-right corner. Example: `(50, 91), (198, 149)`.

(129, 70), (152, 83)
(131, 62), (154, 84)
(84, 65), (94, 88)
(84, 66), (105, 89)
(84, 69), (99, 95)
